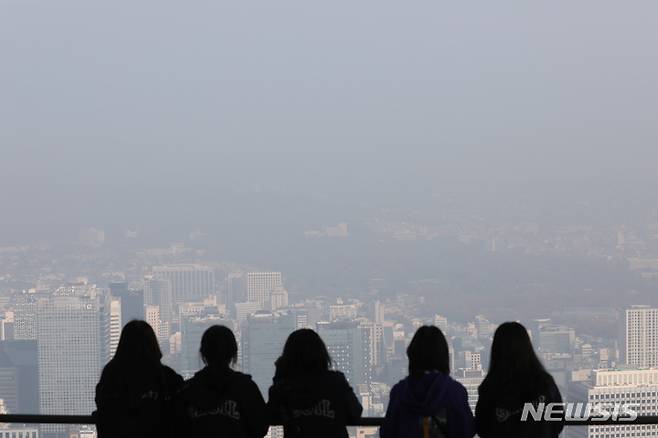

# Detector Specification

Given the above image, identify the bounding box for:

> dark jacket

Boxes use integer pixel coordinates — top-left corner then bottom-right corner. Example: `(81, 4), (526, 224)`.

(380, 372), (475, 438)
(95, 360), (183, 438)
(267, 370), (363, 438)
(177, 366), (268, 438)
(475, 372), (563, 438)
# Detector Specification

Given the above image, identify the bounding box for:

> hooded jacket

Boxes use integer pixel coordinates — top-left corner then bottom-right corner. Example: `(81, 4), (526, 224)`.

(177, 366), (268, 438)
(380, 372), (475, 438)
(95, 361), (183, 438)
(267, 370), (363, 438)
(475, 372), (563, 438)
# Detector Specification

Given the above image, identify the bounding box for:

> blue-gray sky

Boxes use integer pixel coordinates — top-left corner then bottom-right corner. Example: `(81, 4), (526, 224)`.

(2, 1), (657, 230)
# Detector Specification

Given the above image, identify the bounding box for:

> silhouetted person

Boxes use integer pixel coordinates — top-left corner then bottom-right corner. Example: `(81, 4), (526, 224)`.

(177, 325), (268, 438)
(475, 322), (563, 438)
(95, 320), (183, 438)
(267, 328), (363, 438)
(381, 326), (475, 438)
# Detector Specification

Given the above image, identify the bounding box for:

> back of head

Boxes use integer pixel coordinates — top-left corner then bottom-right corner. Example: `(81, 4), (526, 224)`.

(485, 322), (548, 388)
(113, 320), (162, 368)
(275, 328), (331, 380)
(407, 325), (450, 376)
(200, 325), (238, 368)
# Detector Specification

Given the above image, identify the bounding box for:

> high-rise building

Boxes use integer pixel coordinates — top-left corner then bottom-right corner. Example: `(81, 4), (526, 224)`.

(316, 321), (372, 386)
(270, 287), (289, 311)
(625, 305), (658, 367)
(109, 282), (144, 323)
(455, 369), (485, 412)
(0, 313), (14, 341)
(569, 369), (658, 438)
(152, 265), (216, 305)
(360, 321), (384, 367)
(434, 315), (448, 334)
(0, 340), (39, 414)
(143, 277), (174, 323)
(329, 304), (358, 321)
(225, 273), (248, 311)
(109, 298), (122, 358)
(539, 324), (576, 355)
(474, 315), (495, 339)
(13, 299), (38, 340)
(241, 312), (295, 393)
(374, 301), (385, 324)
(37, 287), (110, 421)
(145, 305), (161, 340)
(246, 272), (282, 309)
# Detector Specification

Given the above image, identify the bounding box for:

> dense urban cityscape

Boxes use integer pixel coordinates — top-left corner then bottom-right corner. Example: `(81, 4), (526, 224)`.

(2, 195), (658, 437)
(3, 1), (658, 437)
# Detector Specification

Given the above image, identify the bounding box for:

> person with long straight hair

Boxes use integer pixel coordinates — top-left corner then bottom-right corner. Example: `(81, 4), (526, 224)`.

(95, 320), (183, 438)
(267, 328), (363, 438)
(380, 325), (475, 438)
(177, 325), (268, 438)
(475, 322), (563, 438)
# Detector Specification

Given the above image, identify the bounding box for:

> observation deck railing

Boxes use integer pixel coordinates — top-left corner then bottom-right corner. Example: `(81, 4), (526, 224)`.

(2, 414), (658, 427)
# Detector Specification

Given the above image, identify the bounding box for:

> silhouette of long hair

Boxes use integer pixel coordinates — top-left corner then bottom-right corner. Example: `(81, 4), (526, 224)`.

(200, 325), (238, 368)
(407, 325), (450, 376)
(113, 320), (162, 367)
(274, 328), (332, 381)
(482, 322), (548, 388)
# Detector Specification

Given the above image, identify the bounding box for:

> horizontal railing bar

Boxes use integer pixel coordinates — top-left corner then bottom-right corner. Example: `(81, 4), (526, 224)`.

(0, 414), (96, 424)
(2, 414), (658, 426)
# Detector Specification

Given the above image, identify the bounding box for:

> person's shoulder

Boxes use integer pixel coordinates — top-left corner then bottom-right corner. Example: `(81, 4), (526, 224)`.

(445, 374), (467, 389)
(325, 370), (354, 388)
(98, 359), (121, 382)
(437, 374), (469, 401)
(326, 370), (348, 381)
(389, 376), (411, 395)
(541, 371), (561, 397)
(162, 365), (184, 385)
(230, 370), (257, 385)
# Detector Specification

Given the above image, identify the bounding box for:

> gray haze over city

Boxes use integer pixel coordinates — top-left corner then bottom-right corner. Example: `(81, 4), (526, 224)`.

(1, 1), (658, 437)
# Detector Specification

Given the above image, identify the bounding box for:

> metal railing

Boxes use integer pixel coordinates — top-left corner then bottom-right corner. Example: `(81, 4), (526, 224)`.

(2, 414), (658, 427)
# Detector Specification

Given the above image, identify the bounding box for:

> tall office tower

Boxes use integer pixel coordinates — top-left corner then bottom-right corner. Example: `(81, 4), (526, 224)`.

(455, 369), (485, 412)
(13, 300), (37, 340)
(569, 369), (658, 438)
(530, 318), (552, 343)
(625, 305), (658, 367)
(270, 287), (289, 311)
(144, 305), (162, 340)
(329, 303), (358, 321)
(0, 340), (39, 414)
(316, 321), (372, 386)
(241, 312), (295, 394)
(109, 298), (122, 357)
(225, 273), (248, 310)
(152, 265), (216, 305)
(143, 277), (174, 323)
(373, 300), (385, 324)
(474, 315), (495, 339)
(246, 272), (282, 309)
(180, 315), (232, 377)
(0, 312), (15, 340)
(37, 287), (110, 423)
(360, 321), (384, 367)
(455, 350), (482, 371)
(434, 314), (449, 334)
(109, 282), (144, 323)
(539, 324), (576, 355)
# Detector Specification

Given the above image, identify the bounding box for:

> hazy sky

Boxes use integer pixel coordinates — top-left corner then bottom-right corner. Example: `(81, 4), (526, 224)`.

(2, 1), (658, 229)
